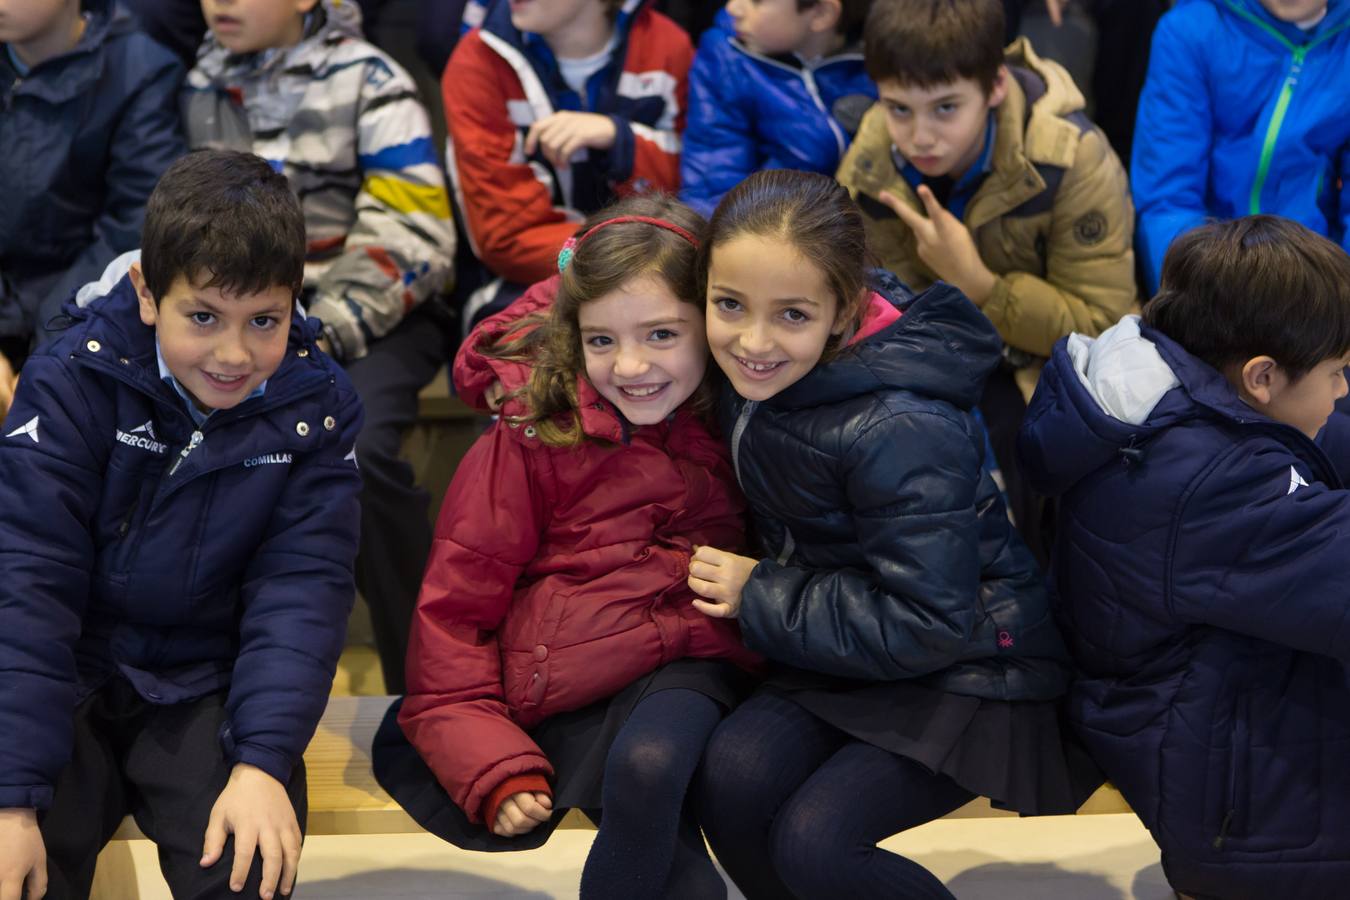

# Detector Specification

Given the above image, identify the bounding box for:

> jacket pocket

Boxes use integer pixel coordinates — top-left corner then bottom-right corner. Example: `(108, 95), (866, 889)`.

(1214, 694), (1248, 849)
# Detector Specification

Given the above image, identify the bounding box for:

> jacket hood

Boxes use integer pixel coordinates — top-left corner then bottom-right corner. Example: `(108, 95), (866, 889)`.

(2, 0), (135, 103)
(195, 0), (362, 79)
(1205, 0), (1350, 43)
(770, 280), (1003, 411)
(1004, 36), (1085, 120)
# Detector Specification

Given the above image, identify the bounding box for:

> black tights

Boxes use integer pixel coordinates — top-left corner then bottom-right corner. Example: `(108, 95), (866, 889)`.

(698, 691), (973, 900)
(580, 688), (727, 900)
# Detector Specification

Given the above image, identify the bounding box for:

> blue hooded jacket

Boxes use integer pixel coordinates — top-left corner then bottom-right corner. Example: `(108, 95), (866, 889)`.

(680, 9), (876, 218)
(1020, 317), (1350, 898)
(0, 0), (185, 347)
(726, 279), (1068, 701)
(0, 271), (362, 810)
(1131, 0), (1350, 294)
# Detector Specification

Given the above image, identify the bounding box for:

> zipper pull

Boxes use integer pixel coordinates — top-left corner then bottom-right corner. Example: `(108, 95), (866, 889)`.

(1213, 809), (1235, 849)
(168, 430), (204, 476)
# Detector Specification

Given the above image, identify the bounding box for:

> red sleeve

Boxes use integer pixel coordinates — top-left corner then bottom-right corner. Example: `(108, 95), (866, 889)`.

(483, 773), (553, 826)
(621, 16), (692, 195)
(452, 276), (561, 410)
(443, 35), (576, 284)
(397, 424), (556, 823)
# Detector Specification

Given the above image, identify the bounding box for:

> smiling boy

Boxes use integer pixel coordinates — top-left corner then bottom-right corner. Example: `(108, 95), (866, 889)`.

(0, 150), (362, 900)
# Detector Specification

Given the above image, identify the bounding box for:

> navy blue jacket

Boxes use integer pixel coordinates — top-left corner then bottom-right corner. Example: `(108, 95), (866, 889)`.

(0, 275), (362, 810)
(680, 10), (875, 217)
(0, 0), (185, 347)
(727, 280), (1068, 701)
(1020, 318), (1350, 898)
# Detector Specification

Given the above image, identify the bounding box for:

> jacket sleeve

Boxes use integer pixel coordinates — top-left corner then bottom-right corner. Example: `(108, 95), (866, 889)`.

(444, 36), (579, 285)
(679, 32), (757, 218)
(307, 58), (457, 362)
(223, 377), (364, 785)
(738, 410), (985, 680)
(452, 276), (559, 410)
(612, 23), (692, 196)
(0, 358), (106, 808)
(398, 425), (554, 823)
(1339, 140), (1350, 260)
(981, 127), (1137, 358)
(1167, 440), (1350, 661)
(36, 44), (185, 341)
(1129, 11), (1212, 296)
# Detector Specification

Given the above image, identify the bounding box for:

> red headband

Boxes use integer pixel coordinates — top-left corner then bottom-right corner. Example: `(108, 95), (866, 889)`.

(558, 215), (700, 272)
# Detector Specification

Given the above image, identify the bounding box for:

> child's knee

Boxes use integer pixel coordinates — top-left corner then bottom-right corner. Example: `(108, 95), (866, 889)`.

(768, 800), (840, 895)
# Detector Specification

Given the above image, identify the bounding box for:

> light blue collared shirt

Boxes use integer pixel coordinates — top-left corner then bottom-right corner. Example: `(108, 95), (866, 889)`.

(156, 339), (266, 428)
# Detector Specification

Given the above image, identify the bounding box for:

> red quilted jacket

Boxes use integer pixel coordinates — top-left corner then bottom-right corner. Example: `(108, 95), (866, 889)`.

(400, 292), (758, 824)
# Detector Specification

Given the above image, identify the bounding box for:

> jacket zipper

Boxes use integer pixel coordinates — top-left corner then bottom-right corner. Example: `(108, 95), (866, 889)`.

(168, 429), (204, 477)
(1214, 694), (1250, 849)
(729, 400), (758, 491)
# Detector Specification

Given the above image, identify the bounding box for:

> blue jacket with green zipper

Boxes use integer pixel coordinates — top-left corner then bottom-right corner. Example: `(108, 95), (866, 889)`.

(1131, 0), (1350, 294)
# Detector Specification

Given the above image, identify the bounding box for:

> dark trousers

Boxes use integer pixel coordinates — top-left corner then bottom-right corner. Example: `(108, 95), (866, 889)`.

(39, 682), (307, 900)
(346, 304), (451, 693)
(698, 691), (973, 900)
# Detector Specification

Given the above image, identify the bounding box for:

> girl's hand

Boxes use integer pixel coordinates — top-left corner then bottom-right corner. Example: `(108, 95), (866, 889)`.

(492, 791), (553, 837)
(200, 763), (302, 900)
(688, 546), (757, 619)
(0, 808), (45, 900)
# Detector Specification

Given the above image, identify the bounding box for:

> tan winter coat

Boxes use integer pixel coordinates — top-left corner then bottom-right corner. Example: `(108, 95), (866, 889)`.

(837, 39), (1136, 398)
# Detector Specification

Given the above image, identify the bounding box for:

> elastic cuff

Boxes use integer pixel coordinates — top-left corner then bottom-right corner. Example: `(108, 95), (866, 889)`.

(482, 773), (552, 826)
(232, 743), (295, 786)
(0, 785), (53, 811)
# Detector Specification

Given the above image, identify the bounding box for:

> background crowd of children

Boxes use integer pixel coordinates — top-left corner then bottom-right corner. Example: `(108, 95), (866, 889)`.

(0, 0), (1348, 897)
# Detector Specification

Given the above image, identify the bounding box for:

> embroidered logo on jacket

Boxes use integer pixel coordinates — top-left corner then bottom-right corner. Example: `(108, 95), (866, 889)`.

(1288, 466), (1309, 495)
(115, 421), (168, 454)
(5, 416), (39, 443)
(244, 452), (293, 468)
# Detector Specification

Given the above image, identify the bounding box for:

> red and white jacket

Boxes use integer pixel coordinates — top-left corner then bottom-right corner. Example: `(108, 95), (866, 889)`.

(442, 0), (692, 285)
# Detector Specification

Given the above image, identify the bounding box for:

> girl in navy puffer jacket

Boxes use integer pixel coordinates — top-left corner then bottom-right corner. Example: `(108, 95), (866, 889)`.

(687, 170), (1096, 900)
(372, 195), (760, 899)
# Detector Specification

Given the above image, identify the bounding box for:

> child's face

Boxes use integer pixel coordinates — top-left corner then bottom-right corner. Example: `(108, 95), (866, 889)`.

(877, 71), (1008, 180)
(1243, 355), (1350, 440)
(578, 275), (708, 425)
(200, 0), (318, 54)
(725, 0), (818, 57)
(705, 234), (843, 402)
(133, 268), (292, 414)
(0, 0), (78, 46)
(1259, 0), (1328, 23)
(509, 0), (606, 42)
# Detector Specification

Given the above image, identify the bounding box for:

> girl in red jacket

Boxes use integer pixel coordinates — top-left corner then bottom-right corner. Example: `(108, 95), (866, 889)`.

(372, 195), (760, 899)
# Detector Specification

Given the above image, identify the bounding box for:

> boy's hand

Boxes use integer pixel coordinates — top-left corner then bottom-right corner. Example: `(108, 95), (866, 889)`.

(524, 112), (618, 170)
(880, 185), (997, 306)
(0, 808), (46, 900)
(200, 764), (301, 900)
(688, 545), (757, 619)
(491, 791), (552, 837)
(0, 351), (16, 421)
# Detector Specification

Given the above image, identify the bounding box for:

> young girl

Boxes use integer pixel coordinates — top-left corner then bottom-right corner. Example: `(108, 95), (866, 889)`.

(684, 169), (1098, 899)
(371, 196), (760, 899)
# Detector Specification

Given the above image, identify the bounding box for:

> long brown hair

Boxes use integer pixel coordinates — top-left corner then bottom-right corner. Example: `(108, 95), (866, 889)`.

(485, 195), (710, 447)
(700, 169), (871, 362)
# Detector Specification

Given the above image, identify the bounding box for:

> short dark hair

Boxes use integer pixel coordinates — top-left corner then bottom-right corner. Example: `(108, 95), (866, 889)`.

(702, 169), (870, 361)
(1142, 216), (1350, 380)
(864, 0), (1005, 95)
(141, 149), (305, 304)
(799, 0), (870, 41)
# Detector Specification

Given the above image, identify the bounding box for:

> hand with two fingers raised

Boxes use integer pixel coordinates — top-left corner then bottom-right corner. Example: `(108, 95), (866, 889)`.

(879, 184), (997, 306)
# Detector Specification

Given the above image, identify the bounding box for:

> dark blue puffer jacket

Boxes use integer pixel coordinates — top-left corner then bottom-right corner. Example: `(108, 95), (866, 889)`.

(679, 10), (875, 218)
(727, 280), (1068, 701)
(1020, 317), (1350, 899)
(0, 272), (363, 810)
(0, 0), (185, 346)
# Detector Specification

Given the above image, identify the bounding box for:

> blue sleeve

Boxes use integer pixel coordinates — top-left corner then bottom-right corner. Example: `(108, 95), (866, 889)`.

(1339, 140), (1350, 257)
(223, 376), (364, 784)
(0, 357), (106, 809)
(679, 30), (759, 219)
(1130, 9), (1213, 296)
(36, 40), (185, 343)
(737, 410), (984, 680)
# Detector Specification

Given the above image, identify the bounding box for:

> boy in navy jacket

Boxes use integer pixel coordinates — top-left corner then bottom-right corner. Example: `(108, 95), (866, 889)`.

(1020, 216), (1350, 899)
(0, 150), (363, 900)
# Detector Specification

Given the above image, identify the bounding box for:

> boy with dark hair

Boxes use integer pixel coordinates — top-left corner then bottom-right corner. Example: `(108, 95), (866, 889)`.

(1132, 0), (1350, 295)
(679, 0), (876, 217)
(836, 0), (1135, 555)
(183, 0), (457, 693)
(1020, 215), (1350, 900)
(0, 150), (362, 900)
(0, 0), (185, 414)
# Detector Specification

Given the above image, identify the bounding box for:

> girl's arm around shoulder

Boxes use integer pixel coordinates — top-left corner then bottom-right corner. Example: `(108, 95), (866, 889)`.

(1168, 436), (1350, 661)
(398, 422), (556, 823)
(737, 405), (986, 680)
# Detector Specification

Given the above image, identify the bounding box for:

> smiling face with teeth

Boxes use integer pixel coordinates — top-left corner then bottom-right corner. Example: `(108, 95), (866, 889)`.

(577, 275), (709, 425)
(131, 266), (292, 415)
(705, 234), (845, 402)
